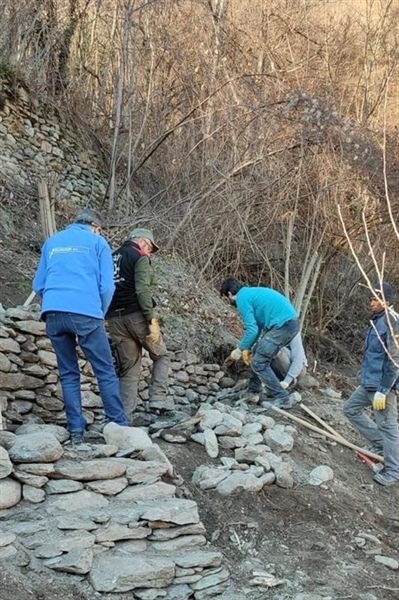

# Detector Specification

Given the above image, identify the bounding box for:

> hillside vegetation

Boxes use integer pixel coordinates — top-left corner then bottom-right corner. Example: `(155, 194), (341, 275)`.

(1, 0), (399, 342)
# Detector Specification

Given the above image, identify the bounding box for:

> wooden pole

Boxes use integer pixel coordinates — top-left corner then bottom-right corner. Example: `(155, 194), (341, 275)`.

(300, 403), (347, 442)
(23, 180), (57, 308)
(271, 406), (384, 463)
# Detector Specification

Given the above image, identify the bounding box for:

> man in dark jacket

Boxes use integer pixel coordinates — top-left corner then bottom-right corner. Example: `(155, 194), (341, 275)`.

(343, 282), (399, 486)
(106, 228), (169, 423)
(33, 209), (128, 444)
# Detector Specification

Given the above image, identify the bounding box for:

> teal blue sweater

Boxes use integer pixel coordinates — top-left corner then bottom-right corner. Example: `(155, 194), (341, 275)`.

(236, 287), (298, 350)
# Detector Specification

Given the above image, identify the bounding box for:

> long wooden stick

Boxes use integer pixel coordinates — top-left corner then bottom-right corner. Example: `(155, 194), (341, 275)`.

(300, 403), (347, 442)
(271, 406), (384, 463)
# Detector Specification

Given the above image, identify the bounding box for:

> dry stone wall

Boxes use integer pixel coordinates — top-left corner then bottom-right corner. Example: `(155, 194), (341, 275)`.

(0, 81), (107, 205)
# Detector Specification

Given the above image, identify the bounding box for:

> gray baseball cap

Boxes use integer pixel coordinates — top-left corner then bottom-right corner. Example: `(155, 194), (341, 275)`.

(75, 208), (103, 228)
(129, 228), (159, 252)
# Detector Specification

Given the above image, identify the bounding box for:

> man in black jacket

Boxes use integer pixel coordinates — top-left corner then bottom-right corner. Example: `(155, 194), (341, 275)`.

(343, 282), (399, 486)
(106, 228), (169, 423)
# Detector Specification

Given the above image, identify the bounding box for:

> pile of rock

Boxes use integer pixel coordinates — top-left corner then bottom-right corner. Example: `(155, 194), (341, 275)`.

(0, 422), (229, 599)
(187, 401), (297, 493)
(0, 305), (234, 430)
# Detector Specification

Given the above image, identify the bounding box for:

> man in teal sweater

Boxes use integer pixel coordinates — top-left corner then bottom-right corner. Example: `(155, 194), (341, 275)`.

(221, 278), (299, 408)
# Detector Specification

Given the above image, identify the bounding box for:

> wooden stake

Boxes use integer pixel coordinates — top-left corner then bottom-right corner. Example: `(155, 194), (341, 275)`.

(271, 406), (384, 463)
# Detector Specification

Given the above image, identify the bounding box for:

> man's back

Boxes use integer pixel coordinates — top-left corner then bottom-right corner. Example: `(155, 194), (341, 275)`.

(33, 223), (114, 319)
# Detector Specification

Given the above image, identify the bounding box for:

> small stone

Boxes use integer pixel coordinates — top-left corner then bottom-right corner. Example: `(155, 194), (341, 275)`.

(0, 478), (21, 509)
(216, 472), (264, 495)
(0, 447), (12, 479)
(374, 555), (399, 570)
(204, 429), (219, 459)
(308, 465), (334, 486)
(22, 485), (46, 503)
(0, 531), (17, 547)
(264, 429), (294, 453)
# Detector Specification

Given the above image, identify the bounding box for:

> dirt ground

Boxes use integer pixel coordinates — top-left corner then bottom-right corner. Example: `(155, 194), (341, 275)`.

(159, 389), (399, 600)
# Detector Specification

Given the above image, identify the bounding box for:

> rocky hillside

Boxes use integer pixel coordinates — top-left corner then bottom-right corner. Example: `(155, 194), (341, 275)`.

(1, 305), (399, 600)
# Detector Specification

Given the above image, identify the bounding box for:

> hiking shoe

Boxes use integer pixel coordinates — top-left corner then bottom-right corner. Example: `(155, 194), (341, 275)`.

(272, 396), (293, 410)
(373, 471), (399, 486)
(65, 432), (85, 446)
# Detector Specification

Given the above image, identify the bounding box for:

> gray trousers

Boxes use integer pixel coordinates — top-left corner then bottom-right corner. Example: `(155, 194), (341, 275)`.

(107, 312), (169, 422)
(343, 386), (399, 476)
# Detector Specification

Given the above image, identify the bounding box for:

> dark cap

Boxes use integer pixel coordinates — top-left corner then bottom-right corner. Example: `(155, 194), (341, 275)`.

(75, 208), (102, 228)
(372, 282), (394, 302)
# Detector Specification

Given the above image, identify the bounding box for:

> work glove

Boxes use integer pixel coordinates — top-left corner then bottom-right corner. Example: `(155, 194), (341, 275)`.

(147, 318), (161, 344)
(280, 380), (289, 390)
(372, 391), (387, 411)
(242, 350), (252, 366)
(229, 348), (242, 361)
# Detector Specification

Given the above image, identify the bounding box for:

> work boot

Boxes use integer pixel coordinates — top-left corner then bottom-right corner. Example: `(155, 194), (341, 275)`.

(373, 470), (399, 486)
(65, 432), (85, 447)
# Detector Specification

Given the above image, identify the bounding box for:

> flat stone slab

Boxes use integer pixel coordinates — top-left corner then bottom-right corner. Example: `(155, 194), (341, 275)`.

(52, 459), (126, 481)
(8, 433), (63, 463)
(89, 553), (175, 592)
(134, 499), (200, 526)
(116, 482), (176, 502)
(45, 490), (110, 514)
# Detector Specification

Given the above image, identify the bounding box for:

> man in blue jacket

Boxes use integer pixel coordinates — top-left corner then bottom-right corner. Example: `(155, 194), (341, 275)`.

(221, 278), (299, 408)
(33, 209), (128, 444)
(343, 282), (399, 486)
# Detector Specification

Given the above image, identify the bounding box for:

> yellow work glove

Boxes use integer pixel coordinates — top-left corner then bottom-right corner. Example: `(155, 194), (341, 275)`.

(242, 350), (252, 366)
(372, 391), (387, 411)
(147, 318), (161, 344)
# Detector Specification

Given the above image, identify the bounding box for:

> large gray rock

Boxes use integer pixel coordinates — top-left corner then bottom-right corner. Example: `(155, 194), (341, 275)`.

(141, 445), (174, 476)
(192, 466), (229, 490)
(45, 479), (84, 494)
(172, 551), (222, 569)
(308, 465), (334, 486)
(46, 490), (109, 514)
(103, 423), (153, 450)
(204, 429), (219, 459)
(112, 459), (169, 484)
(199, 410), (224, 430)
(86, 477), (128, 496)
(89, 553), (175, 592)
(214, 414), (242, 437)
(15, 423), (69, 443)
(14, 320), (46, 336)
(116, 481), (176, 502)
(0, 478), (21, 509)
(0, 372), (44, 390)
(0, 352), (11, 372)
(45, 547), (94, 574)
(8, 433), (63, 463)
(37, 349), (58, 367)
(95, 523), (150, 543)
(216, 472), (264, 495)
(0, 447), (12, 479)
(264, 428), (294, 453)
(0, 338), (21, 354)
(137, 499), (199, 525)
(53, 459), (126, 481)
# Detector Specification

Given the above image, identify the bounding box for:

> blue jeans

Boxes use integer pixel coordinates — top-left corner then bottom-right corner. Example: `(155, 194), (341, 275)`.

(45, 312), (128, 434)
(343, 386), (399, 476)
(250, 319), (299, 400)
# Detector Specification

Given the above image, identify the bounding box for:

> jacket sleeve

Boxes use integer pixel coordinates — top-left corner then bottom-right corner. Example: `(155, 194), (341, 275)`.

(283, 333), (307, 385)
(237, 294), (260, 350)
(135, 256), (154, 321)
(32, 243), (48, 297)
(98, 239), (116, 316)
(379, 312), (399, 393)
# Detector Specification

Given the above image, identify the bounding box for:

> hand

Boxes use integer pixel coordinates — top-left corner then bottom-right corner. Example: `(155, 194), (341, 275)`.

(372, 391), (387, 411)
(242, 350), (252, 366)
(147, 318), (161, 344)
(280, 380), (289, 389)
(229, 348), (242, 362)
